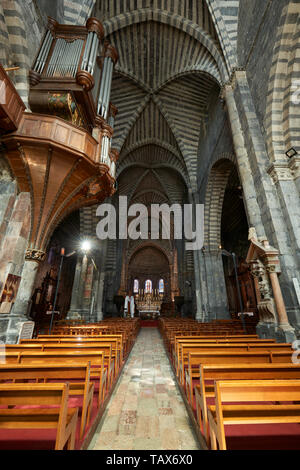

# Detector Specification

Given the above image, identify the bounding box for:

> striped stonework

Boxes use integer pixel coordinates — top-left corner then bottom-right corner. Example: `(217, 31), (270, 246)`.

(63, 0), (96, 25)
(206, 0), (240, 73)
(264, 2), (300, 163)
(0, 4), (10, 65)
(1, 0), (31, 107)
(204, 156), (235, 251)
(117, 144), (188, 186)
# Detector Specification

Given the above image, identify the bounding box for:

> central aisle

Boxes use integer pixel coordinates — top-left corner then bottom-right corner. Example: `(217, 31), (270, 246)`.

(88, 327), (200, 450)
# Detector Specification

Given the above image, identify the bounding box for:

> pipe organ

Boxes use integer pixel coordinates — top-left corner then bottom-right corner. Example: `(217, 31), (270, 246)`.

(29, 16), (119, 176)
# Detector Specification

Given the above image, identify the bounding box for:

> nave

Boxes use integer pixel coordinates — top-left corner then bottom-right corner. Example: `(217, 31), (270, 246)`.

(88, 327), (200, 450)
(0, 316), (300, 451)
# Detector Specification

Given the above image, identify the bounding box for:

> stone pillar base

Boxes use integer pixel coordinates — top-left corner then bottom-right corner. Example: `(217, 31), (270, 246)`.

(195, 311), (206, 322)
(256, 321), (277, 340)
(275, 323), (297, 344)
(0, 314), (29, 344)
(257, 321), (297, 343)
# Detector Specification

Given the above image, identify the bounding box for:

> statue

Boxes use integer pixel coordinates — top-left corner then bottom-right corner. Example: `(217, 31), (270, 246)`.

(124, 291), (135, 318)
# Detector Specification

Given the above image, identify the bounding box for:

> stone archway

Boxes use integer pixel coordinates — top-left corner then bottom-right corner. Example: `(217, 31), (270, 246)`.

(201, 156), (256, 322)
(127, 245), (171, 300)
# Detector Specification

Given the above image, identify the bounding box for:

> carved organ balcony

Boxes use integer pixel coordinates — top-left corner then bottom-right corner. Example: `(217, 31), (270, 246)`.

(28, 16), (119, 176)
(0, 16), (120, 256)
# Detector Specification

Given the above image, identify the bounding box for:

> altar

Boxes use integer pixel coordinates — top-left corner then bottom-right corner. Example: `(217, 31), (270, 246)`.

(135, 290), (163, 319)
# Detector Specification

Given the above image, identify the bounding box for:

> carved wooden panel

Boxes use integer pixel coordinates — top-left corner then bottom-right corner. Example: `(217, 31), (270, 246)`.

(16, 113), (99, 162)
(0, 64), (26, 132)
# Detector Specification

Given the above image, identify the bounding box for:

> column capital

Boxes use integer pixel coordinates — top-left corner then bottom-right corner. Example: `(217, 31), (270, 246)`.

(288, 155), (300, 180)
(220, 67), (246, 98)
(267, 161), (294, 184)
(25, 249), (46, 262)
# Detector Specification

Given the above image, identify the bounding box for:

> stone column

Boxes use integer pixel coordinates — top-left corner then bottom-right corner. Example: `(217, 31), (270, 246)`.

(68, 254), (83, 314)
(67, 253), (89, 320)
(4, 249), (45, 343)
(188, 191), (205, 321)
(224, 71), (300, 331)
(223, 83), (266, 237)
(289, 156), (300, 195)
(95, 271), (105, 321)
(12, 250), (45, 316)
(78, 253), (88, 308)
(202, 248), (230, 321)
(267, 265), (296, 343)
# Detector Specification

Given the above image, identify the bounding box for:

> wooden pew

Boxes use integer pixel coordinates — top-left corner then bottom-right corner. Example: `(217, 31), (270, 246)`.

(27, 335), (125, 365)
(17, 351), (108, 406)
(41, 343), (117, 382)
(194, 363), (300, 445)
(9, 343), (115, 387)
(0, 382), (78, 450)
(185, 350), (293, 399)
(179, 343), (292, 385)
(207, 379), (300, 450)
(0, 351), (21, 364)
(173, 338), (279, 376)
(0, 363), (94, 439)
(171, 335), (260, 357)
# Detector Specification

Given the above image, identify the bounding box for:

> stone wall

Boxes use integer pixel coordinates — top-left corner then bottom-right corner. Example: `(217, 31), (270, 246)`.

(237, 0), (290, 136)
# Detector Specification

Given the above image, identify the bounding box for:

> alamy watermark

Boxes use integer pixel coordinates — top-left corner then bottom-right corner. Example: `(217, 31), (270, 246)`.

(96, 196), (204, 251)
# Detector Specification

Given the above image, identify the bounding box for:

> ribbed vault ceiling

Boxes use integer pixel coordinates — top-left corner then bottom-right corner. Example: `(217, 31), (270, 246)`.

(107, 17), (222, 194)
(80, 0), (228, 241)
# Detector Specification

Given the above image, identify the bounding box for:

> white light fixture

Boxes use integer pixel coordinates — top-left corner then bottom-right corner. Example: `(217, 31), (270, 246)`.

(81, 240), (91, 252)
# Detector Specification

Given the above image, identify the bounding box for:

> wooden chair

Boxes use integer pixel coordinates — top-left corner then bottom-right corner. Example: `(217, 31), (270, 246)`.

(0, 382), (78, 450)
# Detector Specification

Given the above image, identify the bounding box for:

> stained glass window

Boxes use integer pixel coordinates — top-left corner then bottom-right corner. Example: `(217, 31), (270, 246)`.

(145, 279), (152, 293)
(133, 279), (139, 293)
(159, 279), (164, 293)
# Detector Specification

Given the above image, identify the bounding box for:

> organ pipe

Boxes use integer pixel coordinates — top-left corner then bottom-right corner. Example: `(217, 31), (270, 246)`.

(97, 42), (118, 119)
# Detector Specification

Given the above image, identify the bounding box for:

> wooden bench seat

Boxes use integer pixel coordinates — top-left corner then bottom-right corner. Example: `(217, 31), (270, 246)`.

(0, 382), (78, 450)
(28, 335), (125, 364)
(207, 379), (300, 450)
(184, 350), (294, 401)
(179, 343), (292, 385)
(173, 338), (280, 376)
(8, 343), (116, 388)
(41, 343), (118, 381)
(0, 363), (94, 439)
(194, 363), (300, 445)
(17, 351), (108, 406)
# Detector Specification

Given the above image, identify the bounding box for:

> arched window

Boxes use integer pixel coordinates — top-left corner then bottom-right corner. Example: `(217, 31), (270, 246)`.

(133, 279), (139, 294)
(145, 279), (152, 293)
(159, 279), (164, 293)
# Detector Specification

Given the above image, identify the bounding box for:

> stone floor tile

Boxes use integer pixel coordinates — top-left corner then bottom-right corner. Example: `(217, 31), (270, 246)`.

(88, 328), (200, 451)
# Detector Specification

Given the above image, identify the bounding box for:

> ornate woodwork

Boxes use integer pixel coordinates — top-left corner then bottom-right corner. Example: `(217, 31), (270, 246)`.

(0, 65), (26, 134)
(1, 112), (115, 252)
(28, 16), (118, 134)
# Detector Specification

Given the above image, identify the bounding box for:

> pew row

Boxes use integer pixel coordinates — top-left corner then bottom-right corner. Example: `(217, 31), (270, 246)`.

(207, 379), (300, 450)
(0, 383), (78, 450)
(194, 363), (300, 445)
(0, 363), (94, 439)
